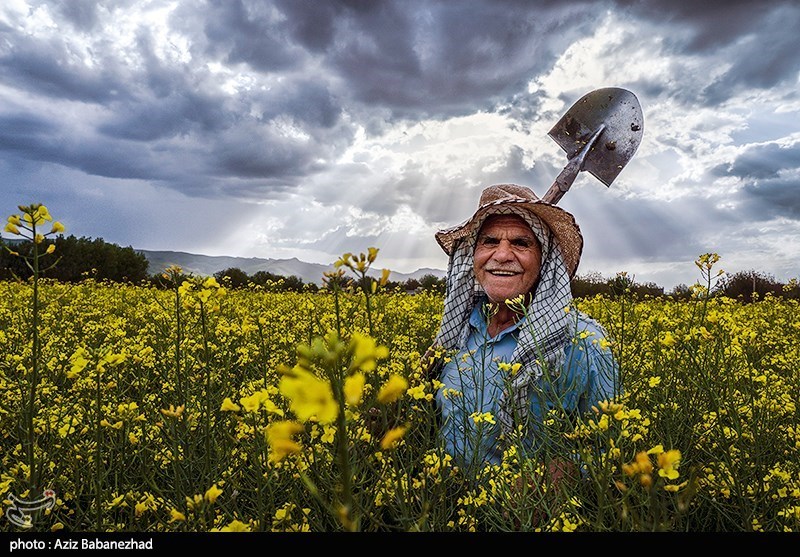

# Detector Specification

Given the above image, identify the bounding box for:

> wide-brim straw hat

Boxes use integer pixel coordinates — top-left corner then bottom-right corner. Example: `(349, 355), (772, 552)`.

(435, 183), (584, 278)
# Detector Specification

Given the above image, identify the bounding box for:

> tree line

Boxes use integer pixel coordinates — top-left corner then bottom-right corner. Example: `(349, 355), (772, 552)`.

(1, 234), (797, 301)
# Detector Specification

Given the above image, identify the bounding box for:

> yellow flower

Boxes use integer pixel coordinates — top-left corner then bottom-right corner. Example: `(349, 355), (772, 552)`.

(660, 332), (677, 347)
(204, 484), (223, 504)
(37, 205), (52, 222)
(45, 244), (56, 254)
(279, 367), (338, 424)
(664, 480), (688, 492)
(344, 373), (365, 406)
(380, 268), (391, 286)
(257, 394), (284, 416)
(380, 426), (408, 450)
(470, 412), (496, 425)
(239, 393), (261, 413)
(349, 332), (389, 373)
(160, 404), (185, 418)
(377, 374), (408, 404)
(220, 398), (241, 412)
(168, 509), (186, 523)
(51, 523), (64, 532)
(4, 222), (20, 235)
(497, 362), (522, 375)
(51, 221), (65, 234)
(219, 519), (250, 532)
(657, 450), (681, 479)
(266, 421), (304, 463)
(648, 376), (661, 387)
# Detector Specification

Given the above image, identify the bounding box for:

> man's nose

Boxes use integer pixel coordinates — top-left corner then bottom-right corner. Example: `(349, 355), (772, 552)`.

(491, 239), (514, 260)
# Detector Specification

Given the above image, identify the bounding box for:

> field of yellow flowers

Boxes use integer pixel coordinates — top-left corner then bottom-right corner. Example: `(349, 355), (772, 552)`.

(1, 205), (799, 532)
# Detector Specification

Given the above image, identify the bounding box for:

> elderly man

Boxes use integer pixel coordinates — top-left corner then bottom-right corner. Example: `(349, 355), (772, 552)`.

(427, 183), (620, 471)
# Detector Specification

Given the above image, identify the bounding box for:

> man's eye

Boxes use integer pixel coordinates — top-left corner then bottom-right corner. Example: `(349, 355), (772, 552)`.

(480, 237), (500, 246)
(511, 239), (533, 248)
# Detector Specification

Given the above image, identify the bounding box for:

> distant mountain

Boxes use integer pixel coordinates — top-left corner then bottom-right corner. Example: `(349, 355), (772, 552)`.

(138, 249), (445, 286)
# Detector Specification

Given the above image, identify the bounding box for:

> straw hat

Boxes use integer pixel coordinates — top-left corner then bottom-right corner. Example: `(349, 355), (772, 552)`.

(435, 184), (584, 277)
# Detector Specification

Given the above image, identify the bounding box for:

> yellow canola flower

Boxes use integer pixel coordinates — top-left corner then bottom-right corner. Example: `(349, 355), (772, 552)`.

(349, 332), (389, 373)
(380, 426), (408, 450)
(255, 390), (285, 416)
(45, 244), (55, 254)
(3, 222), (20, 235)
(204, 484), (223, 504)
(240, 393), (261, 413)
(51, 221), (65, 234)
(658, 450), (681, 480)
(220, 397), (241, 412)
(34, 233), (44, 244)
(377, 374), (408, 404)
(218, 520), (250, 532)
(660, 332), (677, 347)
(7, 214), (21, 226)
(37, 205), (52, 222)
(344, 372), (366, 406)
(67, 349), (90, 379)
(266, 420), (304, 463)
(279, 367), (338, 424)
(160, 404), (185, 418)
(168, 509), (186, 523)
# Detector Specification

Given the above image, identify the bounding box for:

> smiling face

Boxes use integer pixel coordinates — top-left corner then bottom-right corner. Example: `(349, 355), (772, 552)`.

(473, 214), (542, 304)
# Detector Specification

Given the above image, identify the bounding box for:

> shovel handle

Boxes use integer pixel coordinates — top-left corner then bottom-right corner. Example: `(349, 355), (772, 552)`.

(542, 156), (582, 204)
(541, 124), (606, 204)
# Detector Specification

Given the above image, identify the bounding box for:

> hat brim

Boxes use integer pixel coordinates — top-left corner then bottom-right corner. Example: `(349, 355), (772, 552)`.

(435, 199), (584, 278)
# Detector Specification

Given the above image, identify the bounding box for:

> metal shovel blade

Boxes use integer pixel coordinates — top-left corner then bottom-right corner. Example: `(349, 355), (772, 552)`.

(548, 87), (643, 188)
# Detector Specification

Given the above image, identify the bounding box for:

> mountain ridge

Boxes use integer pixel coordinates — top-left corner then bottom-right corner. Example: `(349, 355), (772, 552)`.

(138, 249), (445, 286)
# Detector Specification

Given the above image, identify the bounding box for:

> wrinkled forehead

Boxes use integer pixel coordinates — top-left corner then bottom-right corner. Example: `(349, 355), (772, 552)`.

(477, 213), (535, 236)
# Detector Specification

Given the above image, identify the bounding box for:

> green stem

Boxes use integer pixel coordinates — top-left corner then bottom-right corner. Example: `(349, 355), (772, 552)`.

(200, 303), (212, 481)
(95, 361), (102, 530)
(174, 284), (183, 402)
(330, 356), (356, 531)
(27, 228), (40, 492)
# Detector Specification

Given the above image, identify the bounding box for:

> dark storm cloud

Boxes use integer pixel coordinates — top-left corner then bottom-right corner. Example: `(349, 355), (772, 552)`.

(738, 177), (800, 221)
(2, 0), (800, 209)
(318, 0), (594, 117)
(0, 34), (129, 104)
(713, 141), (800, 181)
(198, 0), (305, 72)
(623, 0), (800, 104)
(718, 140), (800, 221)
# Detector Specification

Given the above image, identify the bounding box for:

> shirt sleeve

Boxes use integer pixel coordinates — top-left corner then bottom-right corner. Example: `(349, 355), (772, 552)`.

(558, 312), (622, 415)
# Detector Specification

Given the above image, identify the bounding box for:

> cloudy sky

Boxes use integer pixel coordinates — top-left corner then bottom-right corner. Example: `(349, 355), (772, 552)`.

(1, 0), (798, 290)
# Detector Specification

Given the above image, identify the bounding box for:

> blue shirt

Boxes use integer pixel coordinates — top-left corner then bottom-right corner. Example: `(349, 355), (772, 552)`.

(435, 304), (620, 470)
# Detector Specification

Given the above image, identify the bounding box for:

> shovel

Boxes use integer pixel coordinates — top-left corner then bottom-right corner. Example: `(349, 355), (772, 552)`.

(541, 87), (643, 204)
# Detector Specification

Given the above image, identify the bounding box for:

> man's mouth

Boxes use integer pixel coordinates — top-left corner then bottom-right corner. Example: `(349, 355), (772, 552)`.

(487, 270), (520, 277)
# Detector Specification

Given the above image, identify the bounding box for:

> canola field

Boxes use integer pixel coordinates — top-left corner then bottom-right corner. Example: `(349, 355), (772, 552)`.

(1, 207), (798, 532)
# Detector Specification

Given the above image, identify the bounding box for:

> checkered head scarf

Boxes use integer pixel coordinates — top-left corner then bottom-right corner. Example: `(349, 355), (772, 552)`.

(431, 185), (582, 436)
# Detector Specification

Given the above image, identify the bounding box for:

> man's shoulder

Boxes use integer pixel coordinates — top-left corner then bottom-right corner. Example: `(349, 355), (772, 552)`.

(572, 310), (611, 337)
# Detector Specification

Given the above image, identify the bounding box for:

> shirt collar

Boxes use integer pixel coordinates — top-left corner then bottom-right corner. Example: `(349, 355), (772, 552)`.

(469, 302), (526, 342)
